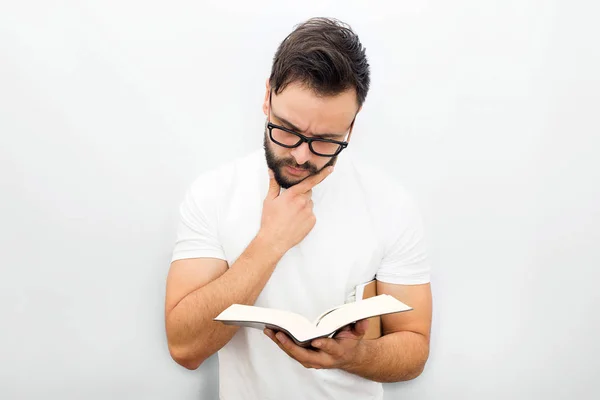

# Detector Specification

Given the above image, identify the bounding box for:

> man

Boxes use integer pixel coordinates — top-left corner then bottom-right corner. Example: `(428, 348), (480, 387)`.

(165, 17), (432, 400)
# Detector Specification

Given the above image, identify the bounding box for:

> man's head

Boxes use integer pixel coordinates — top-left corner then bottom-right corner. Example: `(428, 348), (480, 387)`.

(262, 17), (370, 188)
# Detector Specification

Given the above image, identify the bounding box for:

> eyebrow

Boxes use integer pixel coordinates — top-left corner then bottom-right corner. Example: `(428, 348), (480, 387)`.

(272, 112), (347, 140)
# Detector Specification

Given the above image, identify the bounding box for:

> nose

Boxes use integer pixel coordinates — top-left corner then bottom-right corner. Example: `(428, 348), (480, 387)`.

(290, 141), (312, 166)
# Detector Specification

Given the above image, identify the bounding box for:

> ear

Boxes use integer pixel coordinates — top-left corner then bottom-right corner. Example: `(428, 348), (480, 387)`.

(262, 78), (271, 116)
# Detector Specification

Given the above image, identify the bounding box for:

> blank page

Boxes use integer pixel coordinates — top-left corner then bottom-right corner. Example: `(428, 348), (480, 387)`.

(316, 295), (412, 336)
(215, 304), (316, 340)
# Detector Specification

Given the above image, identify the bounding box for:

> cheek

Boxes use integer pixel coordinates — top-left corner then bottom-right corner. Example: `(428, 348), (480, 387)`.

(313, 158), (329, 170)
(267, 140), (292, 162)
(272, 144), (290, 159)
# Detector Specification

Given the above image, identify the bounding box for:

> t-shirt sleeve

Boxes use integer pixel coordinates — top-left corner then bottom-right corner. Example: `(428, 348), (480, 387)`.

(376, 188), (431, 285)
(171, 173), (226, 263)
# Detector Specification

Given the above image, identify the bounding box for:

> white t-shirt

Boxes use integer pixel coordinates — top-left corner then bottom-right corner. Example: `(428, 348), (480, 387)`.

(171, 148), (431, 400)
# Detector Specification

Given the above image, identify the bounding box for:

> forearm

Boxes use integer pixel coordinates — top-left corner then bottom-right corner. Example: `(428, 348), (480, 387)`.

(343, 331), (430, 383)
(166, 234), (283, 368)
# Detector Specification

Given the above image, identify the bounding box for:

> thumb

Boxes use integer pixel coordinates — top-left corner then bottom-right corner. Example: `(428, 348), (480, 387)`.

(354, 319), (369, 337)
(266, 169), (280, 200)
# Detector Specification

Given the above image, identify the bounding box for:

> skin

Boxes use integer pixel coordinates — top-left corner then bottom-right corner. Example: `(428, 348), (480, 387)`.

(164, 80), (432, 382)
(262, 80), (357, 187)
(165, 166), (333, 369)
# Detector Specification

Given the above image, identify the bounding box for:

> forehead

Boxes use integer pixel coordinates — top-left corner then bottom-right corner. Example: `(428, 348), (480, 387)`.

(271, 82), (358, 133)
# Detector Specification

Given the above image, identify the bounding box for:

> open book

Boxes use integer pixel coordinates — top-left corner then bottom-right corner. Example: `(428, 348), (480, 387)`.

(214, 294), (412, 347)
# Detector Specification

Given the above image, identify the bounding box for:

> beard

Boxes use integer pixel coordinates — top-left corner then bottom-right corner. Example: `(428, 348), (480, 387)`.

(263, 124), (337, 189)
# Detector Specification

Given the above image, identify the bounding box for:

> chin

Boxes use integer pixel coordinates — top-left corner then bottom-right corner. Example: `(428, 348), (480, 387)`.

(275, 168), (307, 189)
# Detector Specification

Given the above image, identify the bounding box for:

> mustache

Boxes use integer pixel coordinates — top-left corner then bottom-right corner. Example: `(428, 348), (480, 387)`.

(279, 158), (318, 173)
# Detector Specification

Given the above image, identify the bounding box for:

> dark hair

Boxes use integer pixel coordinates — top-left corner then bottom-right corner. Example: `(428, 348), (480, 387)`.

(269, 17), (370, 106)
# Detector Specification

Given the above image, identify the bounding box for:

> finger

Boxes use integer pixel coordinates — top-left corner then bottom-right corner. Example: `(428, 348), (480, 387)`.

(353, 319), (369, 337)
(333, 322), (366, 340)
(266, 169), (280, 200)
(275, 332), (324, 366)
(294, 192), (313, 208)
(265, 329), (293, 354)
(264, 328), (275, 339)
(311, 338), (343, 358)
(291, 166), (333, 195)
(266, 330), (287, 351)
(331, 325), (351, 338)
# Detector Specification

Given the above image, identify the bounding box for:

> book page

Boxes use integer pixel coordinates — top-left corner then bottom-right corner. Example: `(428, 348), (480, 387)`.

(314, 279), (377, 326)
(215, 304), (318, 342)
(312, 304), (345, 326)
(315, 295), (412, 337)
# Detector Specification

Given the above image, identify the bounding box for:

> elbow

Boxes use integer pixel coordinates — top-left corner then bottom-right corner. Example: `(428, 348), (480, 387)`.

(403, 346), (429, 381)
(380, 362), (426, 384)
(165, 315), (208, 370)
(403, 362), (426, 381)
(168, 343), (206, 371)
(378, 365), (425, 384)
(386, 346), (429, 383)
(400, 352), (429, 382)
(402, 335), (429, 381)
(175, 357), (204, 371)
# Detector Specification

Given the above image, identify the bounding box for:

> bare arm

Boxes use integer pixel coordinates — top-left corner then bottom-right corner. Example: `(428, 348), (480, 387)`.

(265, 281), (432, 382)
(342, 282), (432, 382)
(165, 235), (284, 370)
(165, 166), (334, 370)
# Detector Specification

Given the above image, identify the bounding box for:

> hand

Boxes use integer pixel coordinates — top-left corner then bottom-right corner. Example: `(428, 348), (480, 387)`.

(264, 319), (369, 370)
(258, 166), (334, 253)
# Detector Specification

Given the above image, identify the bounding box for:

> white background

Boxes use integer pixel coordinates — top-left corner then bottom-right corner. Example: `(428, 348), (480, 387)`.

(1, 1), (599, 399)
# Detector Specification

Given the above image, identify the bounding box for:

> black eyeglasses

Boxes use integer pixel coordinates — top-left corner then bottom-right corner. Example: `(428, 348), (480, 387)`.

(267, 122), (350, 157)
(267, 92), (354, 157)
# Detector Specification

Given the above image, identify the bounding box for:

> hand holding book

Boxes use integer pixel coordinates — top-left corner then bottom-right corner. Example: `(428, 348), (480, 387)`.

(214, 294), (412, 347)
(263, 317), (371, 370)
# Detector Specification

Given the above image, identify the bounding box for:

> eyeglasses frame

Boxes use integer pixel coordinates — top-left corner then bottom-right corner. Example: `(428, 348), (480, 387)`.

(267, 91), (356, 158)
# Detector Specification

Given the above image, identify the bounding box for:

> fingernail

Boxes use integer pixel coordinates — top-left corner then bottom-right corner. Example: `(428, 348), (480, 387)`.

(313, 340), (322, 348)
(268, 169), (274, 178)
(276, 333), (286, 343)
(328, 166), (334, 173)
